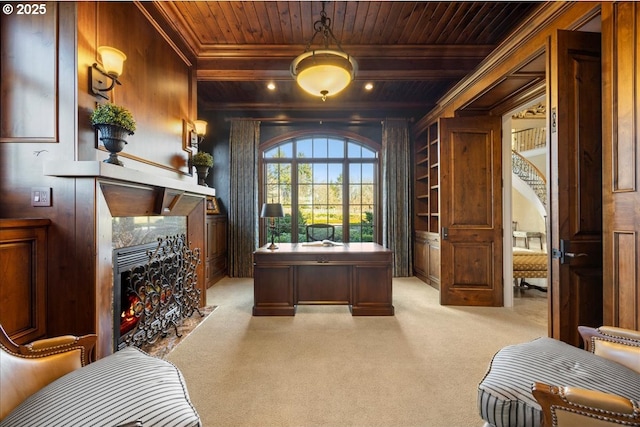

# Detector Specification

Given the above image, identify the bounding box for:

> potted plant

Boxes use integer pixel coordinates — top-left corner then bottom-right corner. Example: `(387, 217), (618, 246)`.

(90, 103), (136, 166)
(192, 151), (214, 186)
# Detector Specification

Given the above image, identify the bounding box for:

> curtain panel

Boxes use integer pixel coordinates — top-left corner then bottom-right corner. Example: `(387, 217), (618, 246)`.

(228, 120), (260, 277)
(382, 119), (413, 277)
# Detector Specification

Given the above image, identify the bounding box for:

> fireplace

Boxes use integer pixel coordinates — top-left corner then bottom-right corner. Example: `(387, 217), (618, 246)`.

(113, 234), (202, 351)
(44, 160), (214, 358)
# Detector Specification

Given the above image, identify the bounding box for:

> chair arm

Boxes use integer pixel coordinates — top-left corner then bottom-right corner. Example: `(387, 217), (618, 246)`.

(0, 324), (97, 365)
(26, 335), (83, 349)
(532, 382), (640, 427)
(578, 325), (640, 374)
(598, 326), (640, 341)
(579, 326), (640, 351)
(20, 334), (97, 365)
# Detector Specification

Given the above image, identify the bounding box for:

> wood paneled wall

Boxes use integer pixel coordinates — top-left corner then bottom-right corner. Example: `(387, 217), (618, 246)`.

(0, 2), (202, 348)
(78, 2), (197, 174)
(602, 2), (640, 330)
(1, 2), (84, 338)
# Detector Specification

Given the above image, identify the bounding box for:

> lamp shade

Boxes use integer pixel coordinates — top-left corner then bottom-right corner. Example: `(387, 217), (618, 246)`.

(260, 203), (284, 218)
(194, 120), (208, 136)
(291, 50), (357, 99)
(98, 46), (127, 78)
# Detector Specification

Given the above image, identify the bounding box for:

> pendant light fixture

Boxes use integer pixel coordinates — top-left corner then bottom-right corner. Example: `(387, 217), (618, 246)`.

(290, 2), (357, 101)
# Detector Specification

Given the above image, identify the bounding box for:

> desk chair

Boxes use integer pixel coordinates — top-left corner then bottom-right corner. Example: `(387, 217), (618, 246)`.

(306, 224), (335, 242)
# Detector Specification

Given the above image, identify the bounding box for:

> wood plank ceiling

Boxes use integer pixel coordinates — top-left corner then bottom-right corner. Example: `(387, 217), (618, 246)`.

(152, 1), (542, 122)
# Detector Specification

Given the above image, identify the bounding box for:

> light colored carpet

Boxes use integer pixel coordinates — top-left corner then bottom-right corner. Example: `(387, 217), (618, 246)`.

(167, 276), (546, 427)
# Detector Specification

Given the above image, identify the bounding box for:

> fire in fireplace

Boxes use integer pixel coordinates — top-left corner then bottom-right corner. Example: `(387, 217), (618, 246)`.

(113, 234), (202, 351)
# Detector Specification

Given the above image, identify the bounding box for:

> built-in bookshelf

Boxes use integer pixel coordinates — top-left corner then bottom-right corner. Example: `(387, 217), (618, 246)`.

(413, 121), (440, 288)
(414, 122), (439, 233)
(427, 123), (439, 233)
(414, 135), (430, 231)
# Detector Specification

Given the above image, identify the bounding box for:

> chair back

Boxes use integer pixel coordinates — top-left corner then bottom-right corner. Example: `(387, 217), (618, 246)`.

(532, 382), (640, 427)
(0, 324), (95, 420)
(306, 224), (335, 241)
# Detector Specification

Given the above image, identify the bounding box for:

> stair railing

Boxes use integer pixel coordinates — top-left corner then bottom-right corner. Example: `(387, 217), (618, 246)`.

(512, 150), (546, 207)
(512, 127), (546, 152)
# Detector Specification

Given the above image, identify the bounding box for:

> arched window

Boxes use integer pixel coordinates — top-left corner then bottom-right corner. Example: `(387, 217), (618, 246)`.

(262, 135), (379, 244)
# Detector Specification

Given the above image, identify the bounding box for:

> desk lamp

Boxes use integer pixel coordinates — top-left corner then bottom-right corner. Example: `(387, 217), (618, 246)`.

(260, 203), (284, 250)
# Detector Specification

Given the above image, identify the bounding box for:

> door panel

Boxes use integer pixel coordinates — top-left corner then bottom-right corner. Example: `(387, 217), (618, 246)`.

(549, 30), (602, 346)
(440, 116), (503, 306)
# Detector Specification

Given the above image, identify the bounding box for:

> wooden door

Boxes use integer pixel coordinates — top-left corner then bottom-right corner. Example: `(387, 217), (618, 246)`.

(549, 30), (602, 347)
(440, 116), (503, 306)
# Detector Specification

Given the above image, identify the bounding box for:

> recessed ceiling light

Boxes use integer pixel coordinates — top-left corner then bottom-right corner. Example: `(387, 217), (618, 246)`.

(364, 82), (374, 91)
(267, 82), (276, 90)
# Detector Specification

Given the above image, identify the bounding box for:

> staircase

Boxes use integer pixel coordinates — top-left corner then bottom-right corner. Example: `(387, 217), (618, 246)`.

(511, 128), (546, 207)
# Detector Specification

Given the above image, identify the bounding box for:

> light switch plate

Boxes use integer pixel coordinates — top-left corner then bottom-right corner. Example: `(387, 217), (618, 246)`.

(31, 187), (52, 207)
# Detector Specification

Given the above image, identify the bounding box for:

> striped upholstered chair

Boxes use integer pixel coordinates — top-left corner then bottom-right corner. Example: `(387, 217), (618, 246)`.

(0, 324), (201, 427)
(478, 326), (640, 427)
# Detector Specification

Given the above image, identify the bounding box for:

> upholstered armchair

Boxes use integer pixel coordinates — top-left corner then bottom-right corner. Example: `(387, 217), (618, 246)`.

(478, 326), (640, 427)
(531, 326), (640, 427)
(0, 324), (97, 420)
(532, 382), (640, 427)
(0, 323), (201, 427)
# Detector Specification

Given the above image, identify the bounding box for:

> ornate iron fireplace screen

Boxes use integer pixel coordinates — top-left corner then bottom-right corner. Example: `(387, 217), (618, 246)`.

(114, 234), (202, 350)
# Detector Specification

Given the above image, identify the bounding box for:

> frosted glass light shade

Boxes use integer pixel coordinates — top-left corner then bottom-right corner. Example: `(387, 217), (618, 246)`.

(98, 46), (127, 78)
(291, 50), (357, 99)
(194, 120), (208, 136)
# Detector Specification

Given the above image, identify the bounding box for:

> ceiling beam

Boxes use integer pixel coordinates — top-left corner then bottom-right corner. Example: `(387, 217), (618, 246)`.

(198, 100), (430, 112)
(195, 44), (495, 59)
(196, 68), (469, 82)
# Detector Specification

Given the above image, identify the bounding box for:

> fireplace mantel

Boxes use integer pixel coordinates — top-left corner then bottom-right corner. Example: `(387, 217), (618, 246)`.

(44, 161), (215, 197)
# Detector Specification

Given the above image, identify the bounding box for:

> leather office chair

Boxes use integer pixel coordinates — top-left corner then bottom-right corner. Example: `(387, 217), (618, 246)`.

(306, 223), (335, 241)
(479, 326), (640, 427)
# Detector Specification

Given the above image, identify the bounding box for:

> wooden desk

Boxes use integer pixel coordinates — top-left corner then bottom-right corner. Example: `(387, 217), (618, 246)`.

(253, 243), (394, 316)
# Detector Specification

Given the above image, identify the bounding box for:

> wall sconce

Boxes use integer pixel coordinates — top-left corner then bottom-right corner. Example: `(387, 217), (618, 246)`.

(193, 120), (208, 148)
(90, 46), (127, 99)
